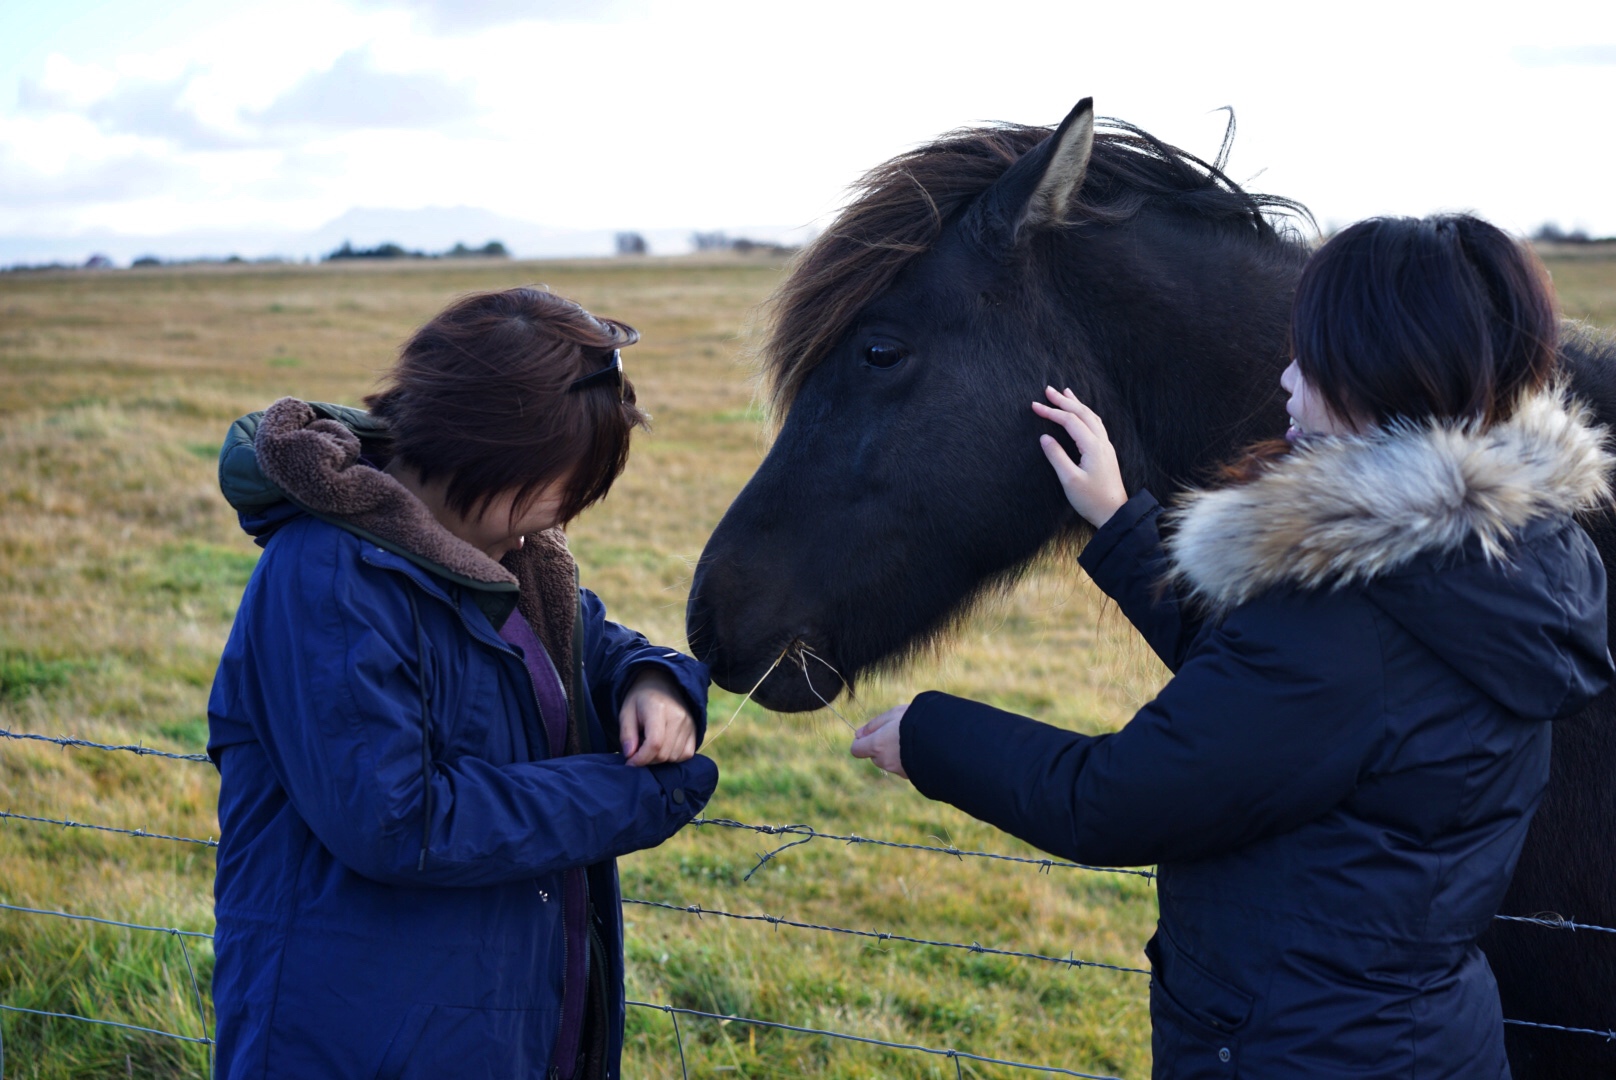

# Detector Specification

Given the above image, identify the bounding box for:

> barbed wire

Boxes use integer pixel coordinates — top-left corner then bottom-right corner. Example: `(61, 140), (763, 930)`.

(0, 727), (212, 763)
(0, 901), (213, 939)
(625, 897), (1151, 975)
(1494, 913), (1616, 935)
(626, 1000), (1125, 1080)
(0, 901), (215, 1069)
(5, 727), (1616, 1073)
(688, 816), (1158, 881)
(1504, 1018), (1616, 1041)
(0, 809), (218, 848)
(7, 797), (1616, 940)
(0, 1004), (213, 1046)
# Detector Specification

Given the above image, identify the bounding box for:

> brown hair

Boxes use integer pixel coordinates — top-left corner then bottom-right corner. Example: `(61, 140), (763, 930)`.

(364, 286), (648, 526)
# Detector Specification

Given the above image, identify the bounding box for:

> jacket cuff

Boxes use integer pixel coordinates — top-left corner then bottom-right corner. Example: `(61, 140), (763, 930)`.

(901, 690), (1012, 806)
(1078, 491), (1162, 595)
(648, 754), (719, 818)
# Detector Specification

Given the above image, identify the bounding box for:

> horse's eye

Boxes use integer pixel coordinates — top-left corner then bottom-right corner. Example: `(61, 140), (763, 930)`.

(863, 342), (909, 369)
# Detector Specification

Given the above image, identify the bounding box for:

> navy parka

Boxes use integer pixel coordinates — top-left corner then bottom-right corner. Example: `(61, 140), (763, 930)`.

(207, 401), (718, 1079)
(901, 395), (1614, 1079)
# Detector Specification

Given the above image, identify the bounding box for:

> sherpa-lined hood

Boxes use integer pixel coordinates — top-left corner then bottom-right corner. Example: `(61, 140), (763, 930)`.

(1165, 388), (1615, 720)
(218, 397), (580, 674)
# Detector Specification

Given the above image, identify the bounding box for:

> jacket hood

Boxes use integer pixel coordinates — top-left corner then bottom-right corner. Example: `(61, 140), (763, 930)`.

(1166, 387), (1615, 719)
(219, 398), (581, 678)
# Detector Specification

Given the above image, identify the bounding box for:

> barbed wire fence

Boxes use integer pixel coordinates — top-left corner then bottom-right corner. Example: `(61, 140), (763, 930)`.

(2, 725), (1614, 1080)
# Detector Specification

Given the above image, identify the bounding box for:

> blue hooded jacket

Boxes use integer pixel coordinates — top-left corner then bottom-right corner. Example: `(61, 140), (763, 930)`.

(901, 392), (1614, 1079)
(207, 399), (718, 1079)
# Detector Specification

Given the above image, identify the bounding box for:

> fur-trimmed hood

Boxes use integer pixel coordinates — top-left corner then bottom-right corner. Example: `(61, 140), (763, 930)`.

(1166, 388), (1613, 612)
(1163, 388), (1615, 720)
(219, 397), (580, 682)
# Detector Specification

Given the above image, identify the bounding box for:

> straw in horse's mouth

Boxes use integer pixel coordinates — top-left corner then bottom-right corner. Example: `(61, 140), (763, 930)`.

(703, 642), (792, 746)
(701, 640), (857, 745)
(796, 644), (857, 732)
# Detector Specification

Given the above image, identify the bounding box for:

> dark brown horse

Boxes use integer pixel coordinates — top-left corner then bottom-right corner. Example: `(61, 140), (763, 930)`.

(687, 98), (1616, 1078)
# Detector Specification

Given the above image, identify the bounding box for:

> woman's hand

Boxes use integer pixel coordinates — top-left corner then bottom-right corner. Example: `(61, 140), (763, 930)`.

(620, 669), (699, 766)
(1032, 386), (1128, 529)
(849, 703), (909, 779)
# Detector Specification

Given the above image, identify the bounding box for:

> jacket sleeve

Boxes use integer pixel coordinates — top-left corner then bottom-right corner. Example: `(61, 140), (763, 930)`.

(578, 588), (711, 748)
(899, 590), (1385, 867)
(1078, 491), (1205, 673)
(225, 545), (718, 889)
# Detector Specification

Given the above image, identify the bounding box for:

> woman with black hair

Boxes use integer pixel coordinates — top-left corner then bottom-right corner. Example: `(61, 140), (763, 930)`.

(852, 214), (1615, 1078)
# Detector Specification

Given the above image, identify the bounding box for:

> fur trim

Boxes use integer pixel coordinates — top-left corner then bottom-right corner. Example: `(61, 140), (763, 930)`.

(254, 398), (580, 679)
(1165, 388), (1615, 614)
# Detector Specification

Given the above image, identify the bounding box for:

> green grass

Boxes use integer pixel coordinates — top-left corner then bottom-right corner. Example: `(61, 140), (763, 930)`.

(1, 251), (1612, 1077)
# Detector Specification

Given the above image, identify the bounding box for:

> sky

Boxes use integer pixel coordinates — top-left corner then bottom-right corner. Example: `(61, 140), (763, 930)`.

(2, 0), (1614, 262)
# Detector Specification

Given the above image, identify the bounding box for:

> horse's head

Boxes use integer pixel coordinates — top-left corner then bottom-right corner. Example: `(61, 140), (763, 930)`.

(688, 99), (1304, 711)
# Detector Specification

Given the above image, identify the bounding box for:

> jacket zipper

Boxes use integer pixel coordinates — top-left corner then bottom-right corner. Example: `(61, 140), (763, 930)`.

(371, 554), (589, 1075)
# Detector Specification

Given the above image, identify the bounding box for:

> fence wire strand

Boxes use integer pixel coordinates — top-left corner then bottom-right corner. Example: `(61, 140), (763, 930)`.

(5, 729), (1616, 1072)
(0, 809), (218, 848)
(627, 1000), (1124, 1078)
(1504, 1018), (1616, 1041)
(0, 727), (212, 763)
(689, 816), (1158, 881)
(625, 897), (1151, 975)
(0, 1003), (213, 1047)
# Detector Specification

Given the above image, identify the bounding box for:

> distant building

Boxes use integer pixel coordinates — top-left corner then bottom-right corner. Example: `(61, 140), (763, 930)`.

(84, 254), (114, 270)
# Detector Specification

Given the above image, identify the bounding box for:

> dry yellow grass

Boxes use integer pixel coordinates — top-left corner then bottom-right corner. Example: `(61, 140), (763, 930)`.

(0, 251), (1611, 1078)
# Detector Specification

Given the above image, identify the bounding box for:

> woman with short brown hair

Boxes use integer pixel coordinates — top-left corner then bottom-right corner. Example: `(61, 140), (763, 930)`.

(209, 287), (716, 1079)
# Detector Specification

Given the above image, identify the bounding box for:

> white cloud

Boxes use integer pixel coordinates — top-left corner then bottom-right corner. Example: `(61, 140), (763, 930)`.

(352, 0), (648, 32)
(2, 0), (1614, 256)
(1515, 44), (1616, 66)
(250, 49), (478, 132)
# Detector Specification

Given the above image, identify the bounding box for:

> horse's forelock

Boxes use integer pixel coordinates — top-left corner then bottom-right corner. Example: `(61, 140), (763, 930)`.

(760, 124), (1049, 418)
(759, 116), (1311, 418)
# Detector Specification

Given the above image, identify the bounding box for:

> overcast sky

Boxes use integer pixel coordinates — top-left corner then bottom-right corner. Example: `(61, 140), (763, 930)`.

(3, 0), (1614, 258)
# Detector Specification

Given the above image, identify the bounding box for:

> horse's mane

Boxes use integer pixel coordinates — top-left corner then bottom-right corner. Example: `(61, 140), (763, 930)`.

(761, 118), (1312, 415)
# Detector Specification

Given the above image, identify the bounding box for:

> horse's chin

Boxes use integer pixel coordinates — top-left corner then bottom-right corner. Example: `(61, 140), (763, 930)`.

(709, 644), (854, 714)
(749, 668), (840, 714)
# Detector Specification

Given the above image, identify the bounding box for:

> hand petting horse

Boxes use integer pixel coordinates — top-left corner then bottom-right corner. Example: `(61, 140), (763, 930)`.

(690, 98), (1616, 1079)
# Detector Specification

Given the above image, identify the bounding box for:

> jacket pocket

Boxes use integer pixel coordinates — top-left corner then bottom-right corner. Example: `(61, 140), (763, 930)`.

(1146, 929), (1252, 1078)
(373, 1004), (558, 1080)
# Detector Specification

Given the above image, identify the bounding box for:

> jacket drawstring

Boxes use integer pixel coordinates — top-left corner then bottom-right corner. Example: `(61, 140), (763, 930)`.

(406, 589), (434, 871)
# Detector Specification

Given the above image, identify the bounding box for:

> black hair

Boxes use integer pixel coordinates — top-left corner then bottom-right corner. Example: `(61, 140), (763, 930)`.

(1291, 214), (1559, 426)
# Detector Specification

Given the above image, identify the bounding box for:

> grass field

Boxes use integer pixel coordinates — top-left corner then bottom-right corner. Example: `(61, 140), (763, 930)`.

(1, 251), (1612, 1078)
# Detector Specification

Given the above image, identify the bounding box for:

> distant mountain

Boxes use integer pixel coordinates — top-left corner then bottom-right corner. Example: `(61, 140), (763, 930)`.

(0, 206), (816, 268)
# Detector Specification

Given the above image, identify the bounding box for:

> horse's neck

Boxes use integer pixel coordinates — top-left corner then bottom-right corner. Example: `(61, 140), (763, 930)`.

(1068, 230), (1299, 493)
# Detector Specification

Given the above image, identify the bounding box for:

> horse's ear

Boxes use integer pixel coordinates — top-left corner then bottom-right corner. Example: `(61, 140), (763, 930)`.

(969, 97), (1095, 249)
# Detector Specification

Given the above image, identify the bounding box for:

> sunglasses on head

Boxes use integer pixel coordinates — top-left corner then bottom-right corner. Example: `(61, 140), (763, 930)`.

(567, 349), (624, 399)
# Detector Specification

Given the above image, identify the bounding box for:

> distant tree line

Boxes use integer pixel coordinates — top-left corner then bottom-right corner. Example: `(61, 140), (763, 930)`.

(323, 239), (510, 261)
(1532, 223), (1613, 244)
(688, 231), (799, 256)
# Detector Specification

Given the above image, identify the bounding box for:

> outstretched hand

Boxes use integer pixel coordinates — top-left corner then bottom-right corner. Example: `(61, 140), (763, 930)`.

(849, 703), (909, 779)
(1032, 386), (1129, 529)
(619, 668), (699, 766)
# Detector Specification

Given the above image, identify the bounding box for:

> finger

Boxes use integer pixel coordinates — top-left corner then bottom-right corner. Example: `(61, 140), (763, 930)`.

(627, 707), (667, 766)
(855, 706), (903, 738)
(619, 708), (642, 760)
(1062, 389), (1109, 437)
(1039, 434), (1084, 485)
(1032, 400), (1103, 455)
(850, 732), (875, 759)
